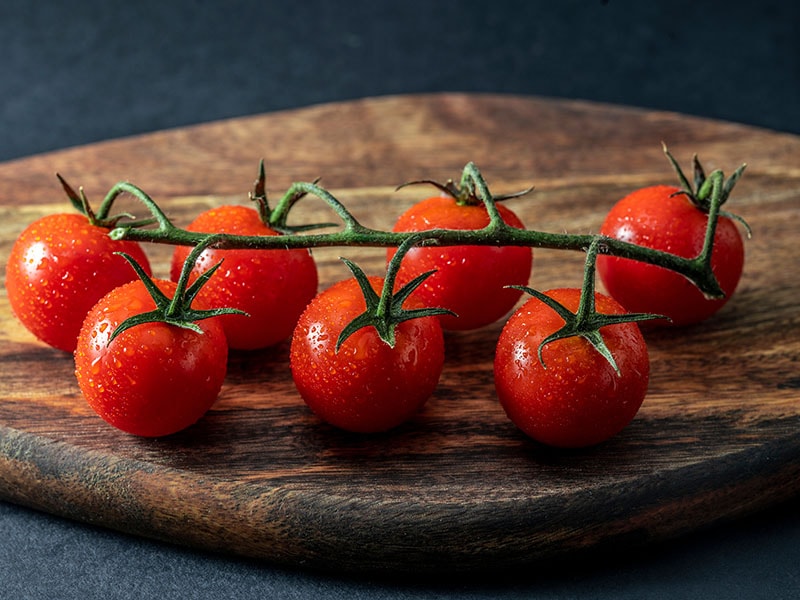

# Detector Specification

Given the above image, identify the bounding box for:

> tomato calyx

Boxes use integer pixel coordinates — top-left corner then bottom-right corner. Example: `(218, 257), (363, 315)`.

(57, 173), (156, 230)
(662, 143), (751, 237)
(248, 159), (337, 234)
(397, 174), (533, 208)
(110, 235), (247, 342)
(337, 234), (455, 350)
(512, 240), (663, 374)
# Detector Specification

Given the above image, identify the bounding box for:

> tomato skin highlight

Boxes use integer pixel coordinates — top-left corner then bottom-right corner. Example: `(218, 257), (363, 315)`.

(5, 213), (152, 352)
(597, 185), (745, 327)
(494, 288), (649, 448)
(388, 195), (532, 330)
(290, 276), (445, 433)
(170, 205), (318, 350)
(74, 280), (228, 437)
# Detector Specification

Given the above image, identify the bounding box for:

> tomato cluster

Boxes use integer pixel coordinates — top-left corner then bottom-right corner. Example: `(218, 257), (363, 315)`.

(4, 153), (747, 446)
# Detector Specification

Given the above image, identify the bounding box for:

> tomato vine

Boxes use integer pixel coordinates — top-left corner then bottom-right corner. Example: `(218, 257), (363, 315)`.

(61, 150), (739, 304)
(32, 143), (751, 439)
(53, 145), (748, 374)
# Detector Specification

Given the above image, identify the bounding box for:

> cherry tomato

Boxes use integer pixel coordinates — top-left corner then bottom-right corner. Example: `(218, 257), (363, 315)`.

(290, 276), (445, 433)
(170, 205), (318, 350)
(74, 279), (228, 437)
(387, 195), (532, 330)
(5, 213), (152, 352)
(494, 288), (649, 448)
(597, 185), (745, 327)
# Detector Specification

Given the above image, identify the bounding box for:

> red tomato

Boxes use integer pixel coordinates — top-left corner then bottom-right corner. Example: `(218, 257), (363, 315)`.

(170, 205), (318, 350)
(290, 276), (445, 433)
(597, 185), (745, 327)
(494, 288), (649, 448)
(387, 195), (532, 330)
(5, 213), (152, 352)
(74, 279), (228, 437)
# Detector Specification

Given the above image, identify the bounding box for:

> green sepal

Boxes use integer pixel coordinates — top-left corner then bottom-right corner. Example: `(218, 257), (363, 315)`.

(662, 143), (750, 237)
(509, 285), (661, 375)
(108, 235), (247, 343)
(248, 160), (337, 234)
(508, 238), (665, 375)
(510, 284), (662, 375)
(396, 177), (533, 207)
(335, 257), (454, 351)
(57, 173), (157, 230)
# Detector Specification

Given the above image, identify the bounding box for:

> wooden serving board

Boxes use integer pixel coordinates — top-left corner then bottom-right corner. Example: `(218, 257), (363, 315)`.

(0, 94), (798, 575)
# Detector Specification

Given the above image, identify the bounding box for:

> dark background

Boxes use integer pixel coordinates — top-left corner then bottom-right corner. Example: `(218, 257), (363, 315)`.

(2, 0), (799, 598)
(3, 0), (798, 162)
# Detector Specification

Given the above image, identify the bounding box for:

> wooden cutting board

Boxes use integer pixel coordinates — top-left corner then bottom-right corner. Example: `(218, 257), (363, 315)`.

(0, 94), (798, 575)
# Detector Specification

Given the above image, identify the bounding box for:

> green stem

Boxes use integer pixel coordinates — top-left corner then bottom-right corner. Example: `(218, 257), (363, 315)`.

(376, 232), (429, 319)
(101, 161), (731, 299)
(694, 170), (725, 297)
(459, 161), (508, 230)
(574, 239), (601, 326)
(268, 180), (364, 233)
(99, 181), (176, 231)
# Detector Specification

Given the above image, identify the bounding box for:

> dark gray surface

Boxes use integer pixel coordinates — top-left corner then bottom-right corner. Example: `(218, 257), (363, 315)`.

(2, 0), (798, 163)
(2, 500), (800, 599)
(2, 0), (799, 597)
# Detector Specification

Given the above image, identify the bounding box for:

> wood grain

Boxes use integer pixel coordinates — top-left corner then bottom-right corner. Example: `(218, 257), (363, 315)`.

(0, 94), (799, 574)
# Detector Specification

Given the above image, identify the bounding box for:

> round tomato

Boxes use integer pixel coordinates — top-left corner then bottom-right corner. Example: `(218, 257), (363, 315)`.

(74, 279), (228, 437)
(290, 276), (445, 433)
(494, 288), (649, 448)
(387, 195), (532, 330)
(170, 205), (318, 350)
(597, 185), (745, 327)
(5, 213), (152, 352)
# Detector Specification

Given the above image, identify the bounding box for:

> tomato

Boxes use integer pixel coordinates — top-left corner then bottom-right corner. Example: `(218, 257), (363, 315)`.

(387, 195), (532, 330)
(290, 276), (445, 433)
(494, 288), (649, 448)
(5, 213), (152, 352)
(170, 205), (318, 350)
(74, 279), (228, 437)
(597, 184), (745, 327)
